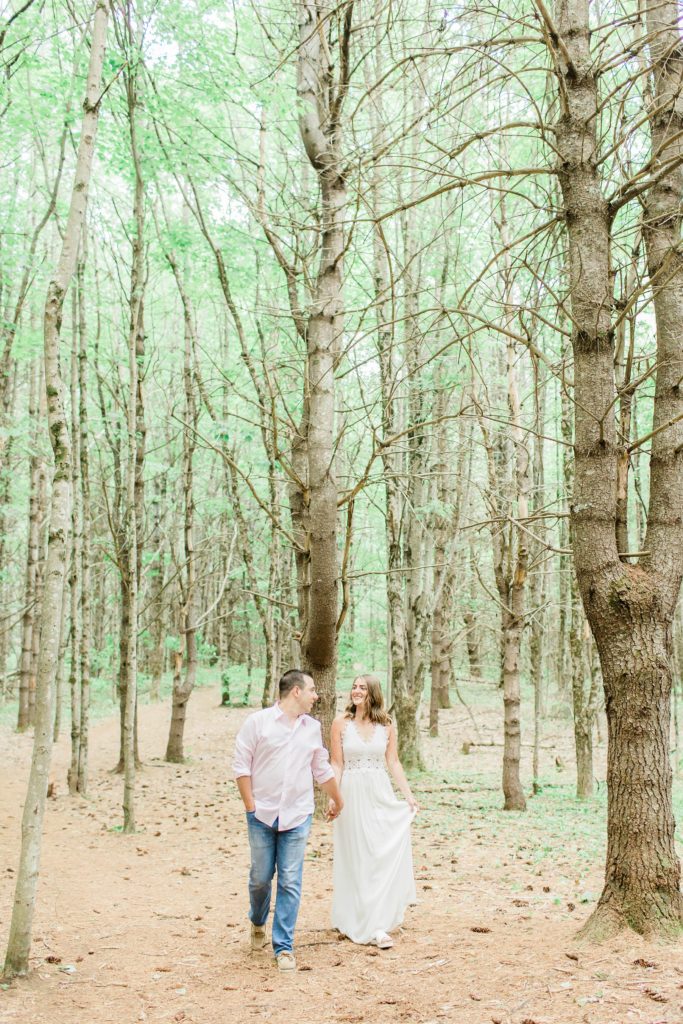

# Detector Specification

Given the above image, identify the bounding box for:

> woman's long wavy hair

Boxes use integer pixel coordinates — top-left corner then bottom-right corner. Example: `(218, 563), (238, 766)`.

(344, 674), (391, 726)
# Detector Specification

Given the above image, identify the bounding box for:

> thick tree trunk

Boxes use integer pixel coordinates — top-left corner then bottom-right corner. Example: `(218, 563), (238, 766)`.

(555, 0), (683, 936)
(294, 2), (353, 747)
(394, 694), (421, 772)
(3, 0), (108, 977)
(585, 614), (681, 936)
(299, 169), (343, 744)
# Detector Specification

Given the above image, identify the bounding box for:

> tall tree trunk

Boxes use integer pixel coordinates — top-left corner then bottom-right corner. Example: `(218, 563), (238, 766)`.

(555, 0), (683, 936)
(0, 361), (17, 695)
(121, 5), (146, 827)
(462, 546), (483, 680)
(562, 386), (596, 799)
(3, 0), (108, 977)
(294, 1), (353, 744)
(479, 194), (530, 812)
(68, 287), (82, 792)
(163, 221), (199, 763)
(147, 472), (166, 701)
(17, 362), (43, 732)
(77, 244), (92, 795)
(529, 356), (547, 794)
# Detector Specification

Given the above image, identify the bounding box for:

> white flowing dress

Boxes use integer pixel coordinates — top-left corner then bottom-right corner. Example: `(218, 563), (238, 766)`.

(332, 720), (416, 943)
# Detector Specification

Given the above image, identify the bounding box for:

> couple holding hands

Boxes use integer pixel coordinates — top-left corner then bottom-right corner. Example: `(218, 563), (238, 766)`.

(232, 669), (418, 972)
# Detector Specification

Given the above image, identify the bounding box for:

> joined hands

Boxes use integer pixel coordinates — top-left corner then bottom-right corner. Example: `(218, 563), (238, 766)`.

(325, 798), (343, 822)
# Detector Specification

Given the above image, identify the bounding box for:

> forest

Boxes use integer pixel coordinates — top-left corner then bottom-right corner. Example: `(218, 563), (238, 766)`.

(1, 0), (683, 1021)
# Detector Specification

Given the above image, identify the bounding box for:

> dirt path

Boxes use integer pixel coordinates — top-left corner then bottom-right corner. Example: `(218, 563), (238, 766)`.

(1, 687), (682, 1024)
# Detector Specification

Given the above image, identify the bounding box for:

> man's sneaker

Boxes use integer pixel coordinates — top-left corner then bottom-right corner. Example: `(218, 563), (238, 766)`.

(250, 922), (267, 951)
(276, 951), (296, 972)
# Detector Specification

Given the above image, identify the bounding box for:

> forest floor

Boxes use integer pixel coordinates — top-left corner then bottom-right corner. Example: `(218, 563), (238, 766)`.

(1, 681), (683, 1024)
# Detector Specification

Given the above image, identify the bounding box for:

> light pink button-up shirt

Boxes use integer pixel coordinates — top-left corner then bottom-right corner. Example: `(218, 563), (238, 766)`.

(232, 703), (334, 831)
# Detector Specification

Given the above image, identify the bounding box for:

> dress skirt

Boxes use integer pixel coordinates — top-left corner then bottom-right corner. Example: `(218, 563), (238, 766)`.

(332, 759), (416, 943)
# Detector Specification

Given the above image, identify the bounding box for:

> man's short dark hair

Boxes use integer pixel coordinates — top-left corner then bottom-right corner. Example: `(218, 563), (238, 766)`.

(279, 669), (313, 699)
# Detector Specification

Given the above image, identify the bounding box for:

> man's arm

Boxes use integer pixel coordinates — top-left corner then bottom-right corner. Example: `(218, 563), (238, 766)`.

(311, 722), (344, 820)
(236, 774), (255, 812)
(233, 715), (258, 812)
(319, 776), (343, 820)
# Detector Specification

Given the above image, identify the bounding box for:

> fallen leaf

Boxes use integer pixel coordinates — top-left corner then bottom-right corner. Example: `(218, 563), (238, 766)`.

(643, 988), (668, 1003)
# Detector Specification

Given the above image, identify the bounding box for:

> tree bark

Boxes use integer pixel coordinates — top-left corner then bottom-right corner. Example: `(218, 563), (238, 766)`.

(294, 1), (353, 745)
(562, 385), (596, 799)
(3, 0), (108, 977)
(478, 194), (530, 812)
(555, 0), (683, 937)
(121, 7), (146, 828)
(76, 244), (92, 795)
(147, 474), (167, 702)
(68, 286), (82, 793)
(529, 355), (547, 794)
(17, 362), (44, 732)
(162, 215), (199, 764)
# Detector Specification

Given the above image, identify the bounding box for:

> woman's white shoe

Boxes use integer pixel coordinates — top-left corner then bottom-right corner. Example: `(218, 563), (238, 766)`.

(373, 930), (393, 949)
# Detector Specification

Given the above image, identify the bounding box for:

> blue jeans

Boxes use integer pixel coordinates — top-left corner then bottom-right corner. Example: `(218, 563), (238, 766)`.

(246, 812), (312, 955)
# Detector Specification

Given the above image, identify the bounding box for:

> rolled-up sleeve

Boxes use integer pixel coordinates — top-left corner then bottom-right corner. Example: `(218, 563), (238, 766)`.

(233, 715), (257, 778)
(311, 723), (334, 785)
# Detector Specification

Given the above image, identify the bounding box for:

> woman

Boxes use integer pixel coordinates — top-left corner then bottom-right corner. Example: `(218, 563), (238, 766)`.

(329, 674), (418, 949)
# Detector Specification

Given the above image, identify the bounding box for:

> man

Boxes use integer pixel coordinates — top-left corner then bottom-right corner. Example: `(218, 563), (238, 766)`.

(233, 668), (343, 973)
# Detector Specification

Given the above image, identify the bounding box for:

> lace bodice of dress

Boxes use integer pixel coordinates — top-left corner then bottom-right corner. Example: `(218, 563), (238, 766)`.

(342, 719), (388, 773)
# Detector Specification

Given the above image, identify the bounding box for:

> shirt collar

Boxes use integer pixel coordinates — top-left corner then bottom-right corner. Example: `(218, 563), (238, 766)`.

(273, 702), (308, 725)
